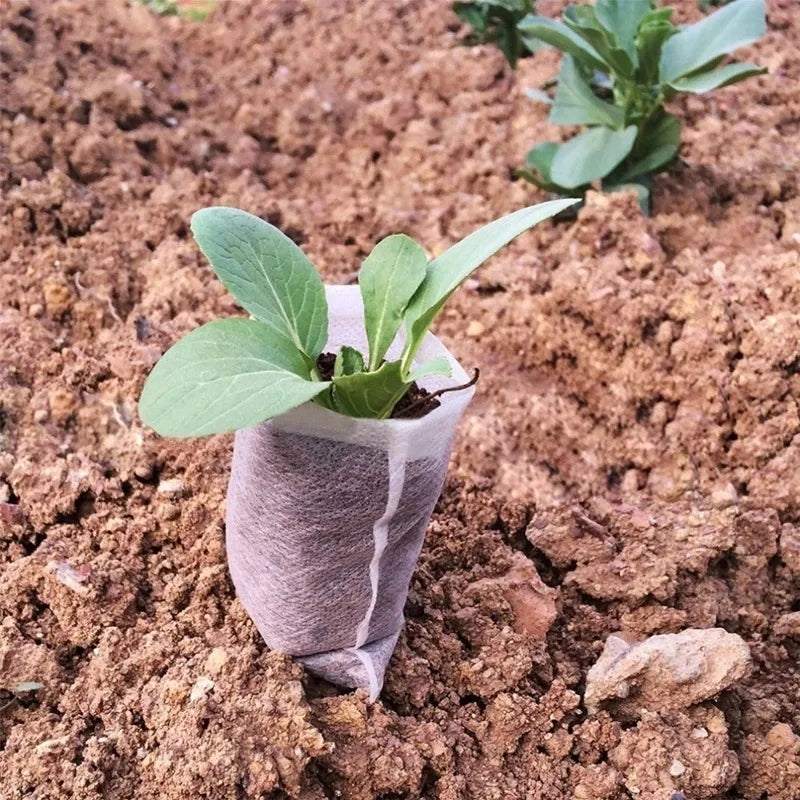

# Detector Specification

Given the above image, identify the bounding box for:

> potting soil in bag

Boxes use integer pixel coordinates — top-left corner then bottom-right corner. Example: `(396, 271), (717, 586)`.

(226, 286), (475, 700)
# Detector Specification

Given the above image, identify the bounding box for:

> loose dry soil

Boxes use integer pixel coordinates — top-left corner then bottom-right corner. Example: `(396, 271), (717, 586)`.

(2, 0), (800, 798)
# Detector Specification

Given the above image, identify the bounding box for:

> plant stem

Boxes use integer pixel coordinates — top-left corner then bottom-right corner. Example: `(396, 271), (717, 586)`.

(393, 369), (480, 419)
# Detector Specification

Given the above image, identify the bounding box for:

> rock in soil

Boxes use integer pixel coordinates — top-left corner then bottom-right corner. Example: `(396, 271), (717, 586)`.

(585, 628), (751, 717)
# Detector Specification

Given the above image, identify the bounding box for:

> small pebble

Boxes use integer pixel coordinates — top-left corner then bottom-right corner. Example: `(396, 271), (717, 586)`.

(189, 675), (215, 703)
(669, 760), (686, 777)
(710, 483), (738, 509)
(466, 320), (485, 338)
(157, 478), (185, 495)
(45, 560), (91, 596)
(205, 647), (229, 676)
(134, 462), (154, 480)
(691, 727), (709, 740)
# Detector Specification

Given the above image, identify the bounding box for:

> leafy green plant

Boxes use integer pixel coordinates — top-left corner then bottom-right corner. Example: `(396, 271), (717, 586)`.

(453, 0), (540, 67)
(139, 200), (577, 436)
(517, 0), (766, 207)
(136, 0), (215, 21)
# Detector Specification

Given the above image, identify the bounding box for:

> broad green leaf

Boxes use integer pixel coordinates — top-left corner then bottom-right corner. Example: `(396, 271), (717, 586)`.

(525, 141), (559, 180)
(550, 55), (625, 128)
(401, 199), (579, 372)
(615, 143), (677, 181)
(358, 234), (427, 371)
(520, 33), (544, 55)
(595, 0), (652, 57)
(332, 360), (409, 419)
(668, 61), (766, 92)
(334, 345), (365, 378)
(517, 15), (607, 73)
(139, 319), (329, 437)
(550, 126), (637, 189)
(520, 142), (570, 193)
(635, 17), (676, 84)
(564, 5), (635, 77)
(408, 356), (452, 384)
(191, 207), (328, 361)
(610, 112), (680, 182)
(659, 0), (766, 83)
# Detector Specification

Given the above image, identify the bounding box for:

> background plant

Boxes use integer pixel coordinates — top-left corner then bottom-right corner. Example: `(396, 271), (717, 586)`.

(139, 200), (577, 436)
(517, 0), (766, 209)
(136, 0), (216, 21)
(452, 0), (540, 67)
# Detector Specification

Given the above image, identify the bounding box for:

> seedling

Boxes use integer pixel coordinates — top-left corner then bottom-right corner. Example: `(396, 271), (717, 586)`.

(453, 0), (540, 67)
(139, 200), (577, 436)
(517, 0), (766, 207)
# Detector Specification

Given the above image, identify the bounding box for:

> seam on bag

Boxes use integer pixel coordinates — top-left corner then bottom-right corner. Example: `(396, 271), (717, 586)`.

(350, 647), (380, 702)
(355, 435), (408, 648)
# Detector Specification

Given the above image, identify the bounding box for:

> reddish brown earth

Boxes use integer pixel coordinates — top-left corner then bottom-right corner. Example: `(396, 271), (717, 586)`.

(2, 0), (800, 798)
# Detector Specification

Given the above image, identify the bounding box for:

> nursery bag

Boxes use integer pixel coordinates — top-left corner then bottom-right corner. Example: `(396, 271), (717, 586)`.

(226, 286), (475, 699)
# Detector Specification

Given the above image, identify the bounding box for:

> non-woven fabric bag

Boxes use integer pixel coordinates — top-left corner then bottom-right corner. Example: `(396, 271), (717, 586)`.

(226, 286), (475, 699)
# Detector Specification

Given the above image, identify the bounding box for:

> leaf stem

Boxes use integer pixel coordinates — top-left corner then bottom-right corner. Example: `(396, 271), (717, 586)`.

(393, 369), (480, 419)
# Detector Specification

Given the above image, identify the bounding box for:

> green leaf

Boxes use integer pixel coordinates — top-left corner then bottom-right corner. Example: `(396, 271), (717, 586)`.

(668, 61), (766, 92)
(550, 126), (637, 189)
(139, 319), (329, 437)
(635, 16), (676, 84)
(190, 207), (328, 362)
(331, 360), (409, 420)
(594, 0), (652, 57)
(611, 112), (681, 183)
(334, 346), (365, 378)
(518, 143), (574, 194)
(563, 5), (635, 77)
(408, 356), (452, 384)
(454, 0), (536, 67)
(517, 15), (608, 72)
(520, 33), (544, 54)
(550, 55), (625, 128)
(358, 234), (427, 371)
(659, 0), (766, 83)
(525, 141), (559, 182)
(453, 3), (487, 33)
(401, 199), (579, 372)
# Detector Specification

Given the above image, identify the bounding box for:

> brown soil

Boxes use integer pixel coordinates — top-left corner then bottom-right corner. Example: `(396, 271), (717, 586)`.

(1, 0), (799, 798)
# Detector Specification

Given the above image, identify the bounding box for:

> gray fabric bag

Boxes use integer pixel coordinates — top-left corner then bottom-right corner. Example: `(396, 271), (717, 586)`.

(225, 287), (475, 699)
